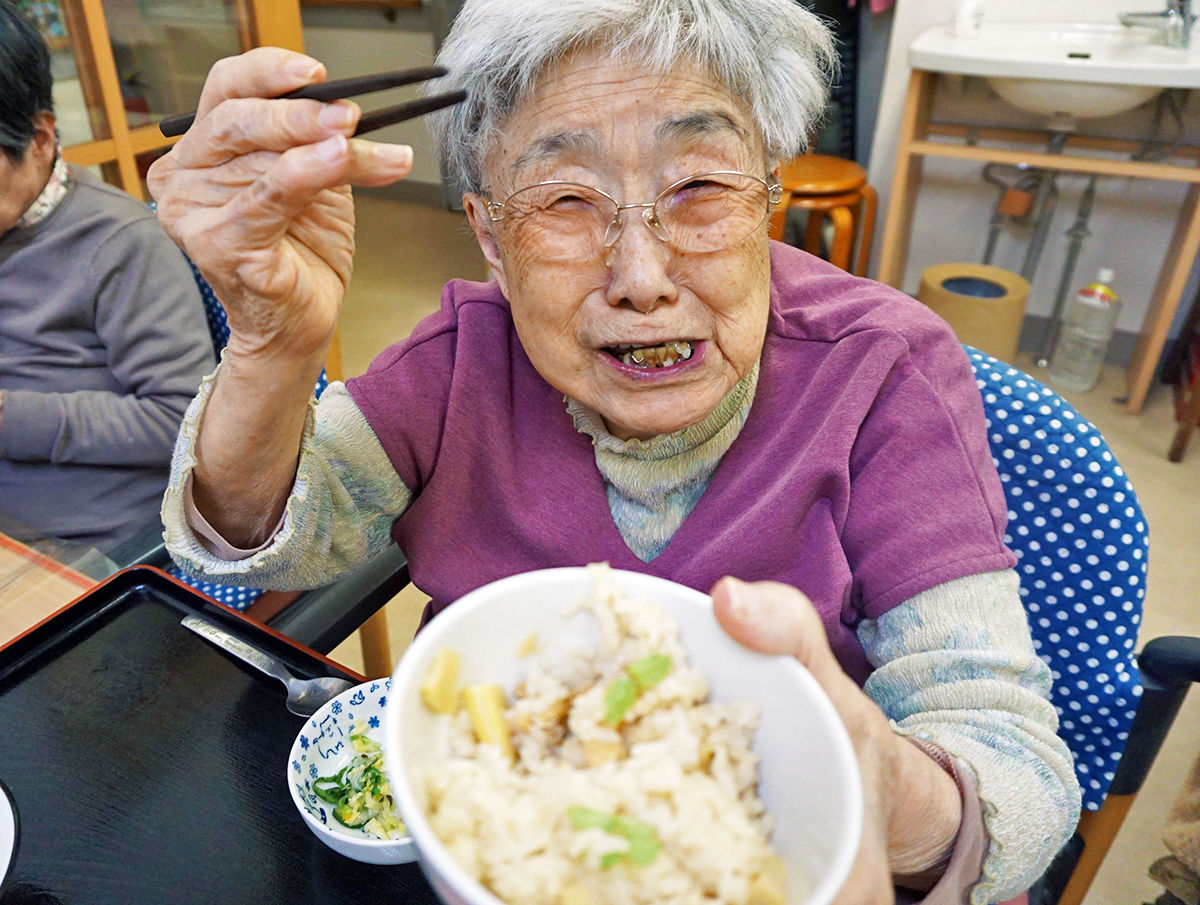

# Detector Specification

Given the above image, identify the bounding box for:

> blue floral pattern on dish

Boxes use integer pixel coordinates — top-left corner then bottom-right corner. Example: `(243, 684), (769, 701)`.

(286, 678), (413, 863)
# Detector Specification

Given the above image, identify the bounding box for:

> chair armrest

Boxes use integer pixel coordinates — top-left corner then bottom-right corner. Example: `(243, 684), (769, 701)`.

(266, 544), (410, 654)
(1139, 635), (1200, 687)
(106, 524), (170, 569)
(1109, 635), (1200, 796)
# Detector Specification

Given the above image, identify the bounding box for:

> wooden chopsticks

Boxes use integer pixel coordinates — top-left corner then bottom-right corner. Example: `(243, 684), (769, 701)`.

(158, 65), (466, 138)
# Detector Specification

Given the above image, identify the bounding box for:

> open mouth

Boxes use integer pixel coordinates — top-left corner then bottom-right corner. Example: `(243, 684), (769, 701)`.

(603, 340), (695, 369)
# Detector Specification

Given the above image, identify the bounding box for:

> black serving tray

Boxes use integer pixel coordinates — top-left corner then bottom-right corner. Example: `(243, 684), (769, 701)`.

(0, 567), (437, 905)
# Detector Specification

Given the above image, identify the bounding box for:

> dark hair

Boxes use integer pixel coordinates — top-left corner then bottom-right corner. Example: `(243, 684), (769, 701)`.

(0, 1), (54, 163)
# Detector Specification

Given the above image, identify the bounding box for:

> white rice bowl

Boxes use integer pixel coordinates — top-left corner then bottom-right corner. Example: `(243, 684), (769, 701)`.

(385, 567), (861, 905)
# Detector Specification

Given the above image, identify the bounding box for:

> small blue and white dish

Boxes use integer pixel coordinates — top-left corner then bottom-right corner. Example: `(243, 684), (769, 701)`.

(287, 677), (417, 864)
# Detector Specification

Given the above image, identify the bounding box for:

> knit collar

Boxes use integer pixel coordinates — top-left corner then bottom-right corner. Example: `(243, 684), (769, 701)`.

(566, 359), (760, 464)
(17, 155), (70, 229)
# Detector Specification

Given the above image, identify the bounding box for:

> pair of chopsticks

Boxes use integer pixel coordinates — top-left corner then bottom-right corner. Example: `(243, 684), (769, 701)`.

(158, 65), (466, 138)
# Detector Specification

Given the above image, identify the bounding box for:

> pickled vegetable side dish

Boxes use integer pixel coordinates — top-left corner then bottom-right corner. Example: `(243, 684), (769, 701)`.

(314, 726), (407, 840)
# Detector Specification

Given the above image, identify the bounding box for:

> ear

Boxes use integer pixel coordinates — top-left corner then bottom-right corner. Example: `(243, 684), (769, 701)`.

(29, 112), (57, 166)
(462, 192), (510, 297)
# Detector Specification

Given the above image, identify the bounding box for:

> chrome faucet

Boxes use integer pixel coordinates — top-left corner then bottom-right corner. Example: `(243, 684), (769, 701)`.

(1119, 0), (1195, 48)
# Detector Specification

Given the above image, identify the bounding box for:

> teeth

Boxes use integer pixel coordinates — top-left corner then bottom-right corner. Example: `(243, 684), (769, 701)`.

(613, 339), (693, 369)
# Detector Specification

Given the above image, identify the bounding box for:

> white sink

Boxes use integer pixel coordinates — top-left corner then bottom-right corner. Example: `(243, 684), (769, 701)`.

(987, 77), (1160, 120)
(910, 21), (1200, 120)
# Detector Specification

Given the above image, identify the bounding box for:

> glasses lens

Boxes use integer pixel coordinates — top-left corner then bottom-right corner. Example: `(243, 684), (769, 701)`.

(500, 183), (615, 261)
(656, 173), (770, 253)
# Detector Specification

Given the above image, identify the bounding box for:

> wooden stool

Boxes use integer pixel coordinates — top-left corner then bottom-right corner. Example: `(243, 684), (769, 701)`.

(769, 155), (877, 277)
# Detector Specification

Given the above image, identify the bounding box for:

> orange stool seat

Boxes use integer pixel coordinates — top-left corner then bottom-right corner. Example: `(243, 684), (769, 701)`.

(770, 154), (877, 277)
(780, 155), (867, 195)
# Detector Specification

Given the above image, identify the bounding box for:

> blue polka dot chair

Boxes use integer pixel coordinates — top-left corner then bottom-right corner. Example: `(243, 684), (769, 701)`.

(969, 348), (1146, 810)
(967, 348), (1200, 905)
(168, 258), (328, 612)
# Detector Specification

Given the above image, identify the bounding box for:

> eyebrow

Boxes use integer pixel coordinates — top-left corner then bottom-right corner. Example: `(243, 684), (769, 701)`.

(510, 109), (748, 176)
(511, 130), (602, 174)
(656, 110), (748, 144)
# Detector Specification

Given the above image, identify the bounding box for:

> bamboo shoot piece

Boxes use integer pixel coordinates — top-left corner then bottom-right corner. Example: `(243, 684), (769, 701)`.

(420, 646), (462, 715)
(747, 854), (786, 905)
(462, 683), (514, 759)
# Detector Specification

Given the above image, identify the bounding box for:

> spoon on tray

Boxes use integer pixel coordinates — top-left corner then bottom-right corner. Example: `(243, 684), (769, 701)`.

(182, 615), (353, 717)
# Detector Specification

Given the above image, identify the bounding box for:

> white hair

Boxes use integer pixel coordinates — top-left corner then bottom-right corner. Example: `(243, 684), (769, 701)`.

(427, 0), (837, 194)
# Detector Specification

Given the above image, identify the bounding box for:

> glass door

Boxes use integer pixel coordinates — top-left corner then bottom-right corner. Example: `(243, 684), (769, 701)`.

(16, 0), (303, 200)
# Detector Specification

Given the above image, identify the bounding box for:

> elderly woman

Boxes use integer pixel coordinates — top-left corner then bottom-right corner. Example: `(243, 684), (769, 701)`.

(150, 1), (1080, 902)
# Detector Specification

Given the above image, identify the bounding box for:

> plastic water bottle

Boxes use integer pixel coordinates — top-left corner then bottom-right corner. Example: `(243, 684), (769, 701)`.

(1048, 268), (1120, 393)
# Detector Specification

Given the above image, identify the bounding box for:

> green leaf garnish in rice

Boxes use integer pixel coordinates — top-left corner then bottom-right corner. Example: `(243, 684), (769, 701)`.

(626, 653), (671, 689)
(603, 654), (672, 725)
(568, 808), (661, 869)
(604, 676), (639, 725)
(567, 806), (615, 831)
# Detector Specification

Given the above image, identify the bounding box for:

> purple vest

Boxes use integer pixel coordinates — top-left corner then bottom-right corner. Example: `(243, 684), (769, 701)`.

(347, 243), (1014, 683)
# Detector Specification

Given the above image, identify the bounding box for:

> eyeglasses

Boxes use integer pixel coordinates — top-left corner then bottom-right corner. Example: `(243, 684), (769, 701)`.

(483, 171), (783, 261)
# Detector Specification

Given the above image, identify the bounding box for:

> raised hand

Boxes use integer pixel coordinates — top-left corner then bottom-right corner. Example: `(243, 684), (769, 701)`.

(148, 47), (414, 364)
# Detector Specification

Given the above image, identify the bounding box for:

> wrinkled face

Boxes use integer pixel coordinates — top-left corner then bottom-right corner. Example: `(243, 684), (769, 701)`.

(463, 50), (775, 441)
(0, 112), (56, 235)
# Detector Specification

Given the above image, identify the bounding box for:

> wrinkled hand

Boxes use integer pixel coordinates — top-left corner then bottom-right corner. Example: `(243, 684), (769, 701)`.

(712, 578), (962, 904)
(147, 48), (414, 362)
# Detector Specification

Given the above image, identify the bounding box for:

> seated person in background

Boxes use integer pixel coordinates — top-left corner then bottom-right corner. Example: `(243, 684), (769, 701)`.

(0, 2), (215, 555)
(152, 0), (1082, 900)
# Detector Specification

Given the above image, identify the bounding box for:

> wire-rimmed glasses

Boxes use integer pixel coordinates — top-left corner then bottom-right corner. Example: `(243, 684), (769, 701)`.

(483, 171), (783, 261)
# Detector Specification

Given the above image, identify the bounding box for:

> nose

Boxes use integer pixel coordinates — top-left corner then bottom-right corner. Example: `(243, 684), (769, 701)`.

(603, 211), (678, 314)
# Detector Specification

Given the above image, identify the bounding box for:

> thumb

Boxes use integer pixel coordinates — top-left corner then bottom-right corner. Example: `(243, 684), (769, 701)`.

(711, 577), (843, 686)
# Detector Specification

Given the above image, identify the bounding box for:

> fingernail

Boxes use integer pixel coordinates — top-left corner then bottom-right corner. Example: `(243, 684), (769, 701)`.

(378, 144), (413, 168)
(722, 577), (752, 620)
(314, 134), (347, 162)
(319, 102), (355, 130)
(288, 57), (322, 80)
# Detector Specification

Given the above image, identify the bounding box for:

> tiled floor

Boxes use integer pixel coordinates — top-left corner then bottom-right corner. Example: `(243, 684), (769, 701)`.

(329, 195), (1200, 905)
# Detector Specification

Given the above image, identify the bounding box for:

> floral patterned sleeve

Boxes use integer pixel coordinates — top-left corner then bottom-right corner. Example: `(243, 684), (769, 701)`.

(859, 569), (1082, 904)
(161, 363), (411, 590)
